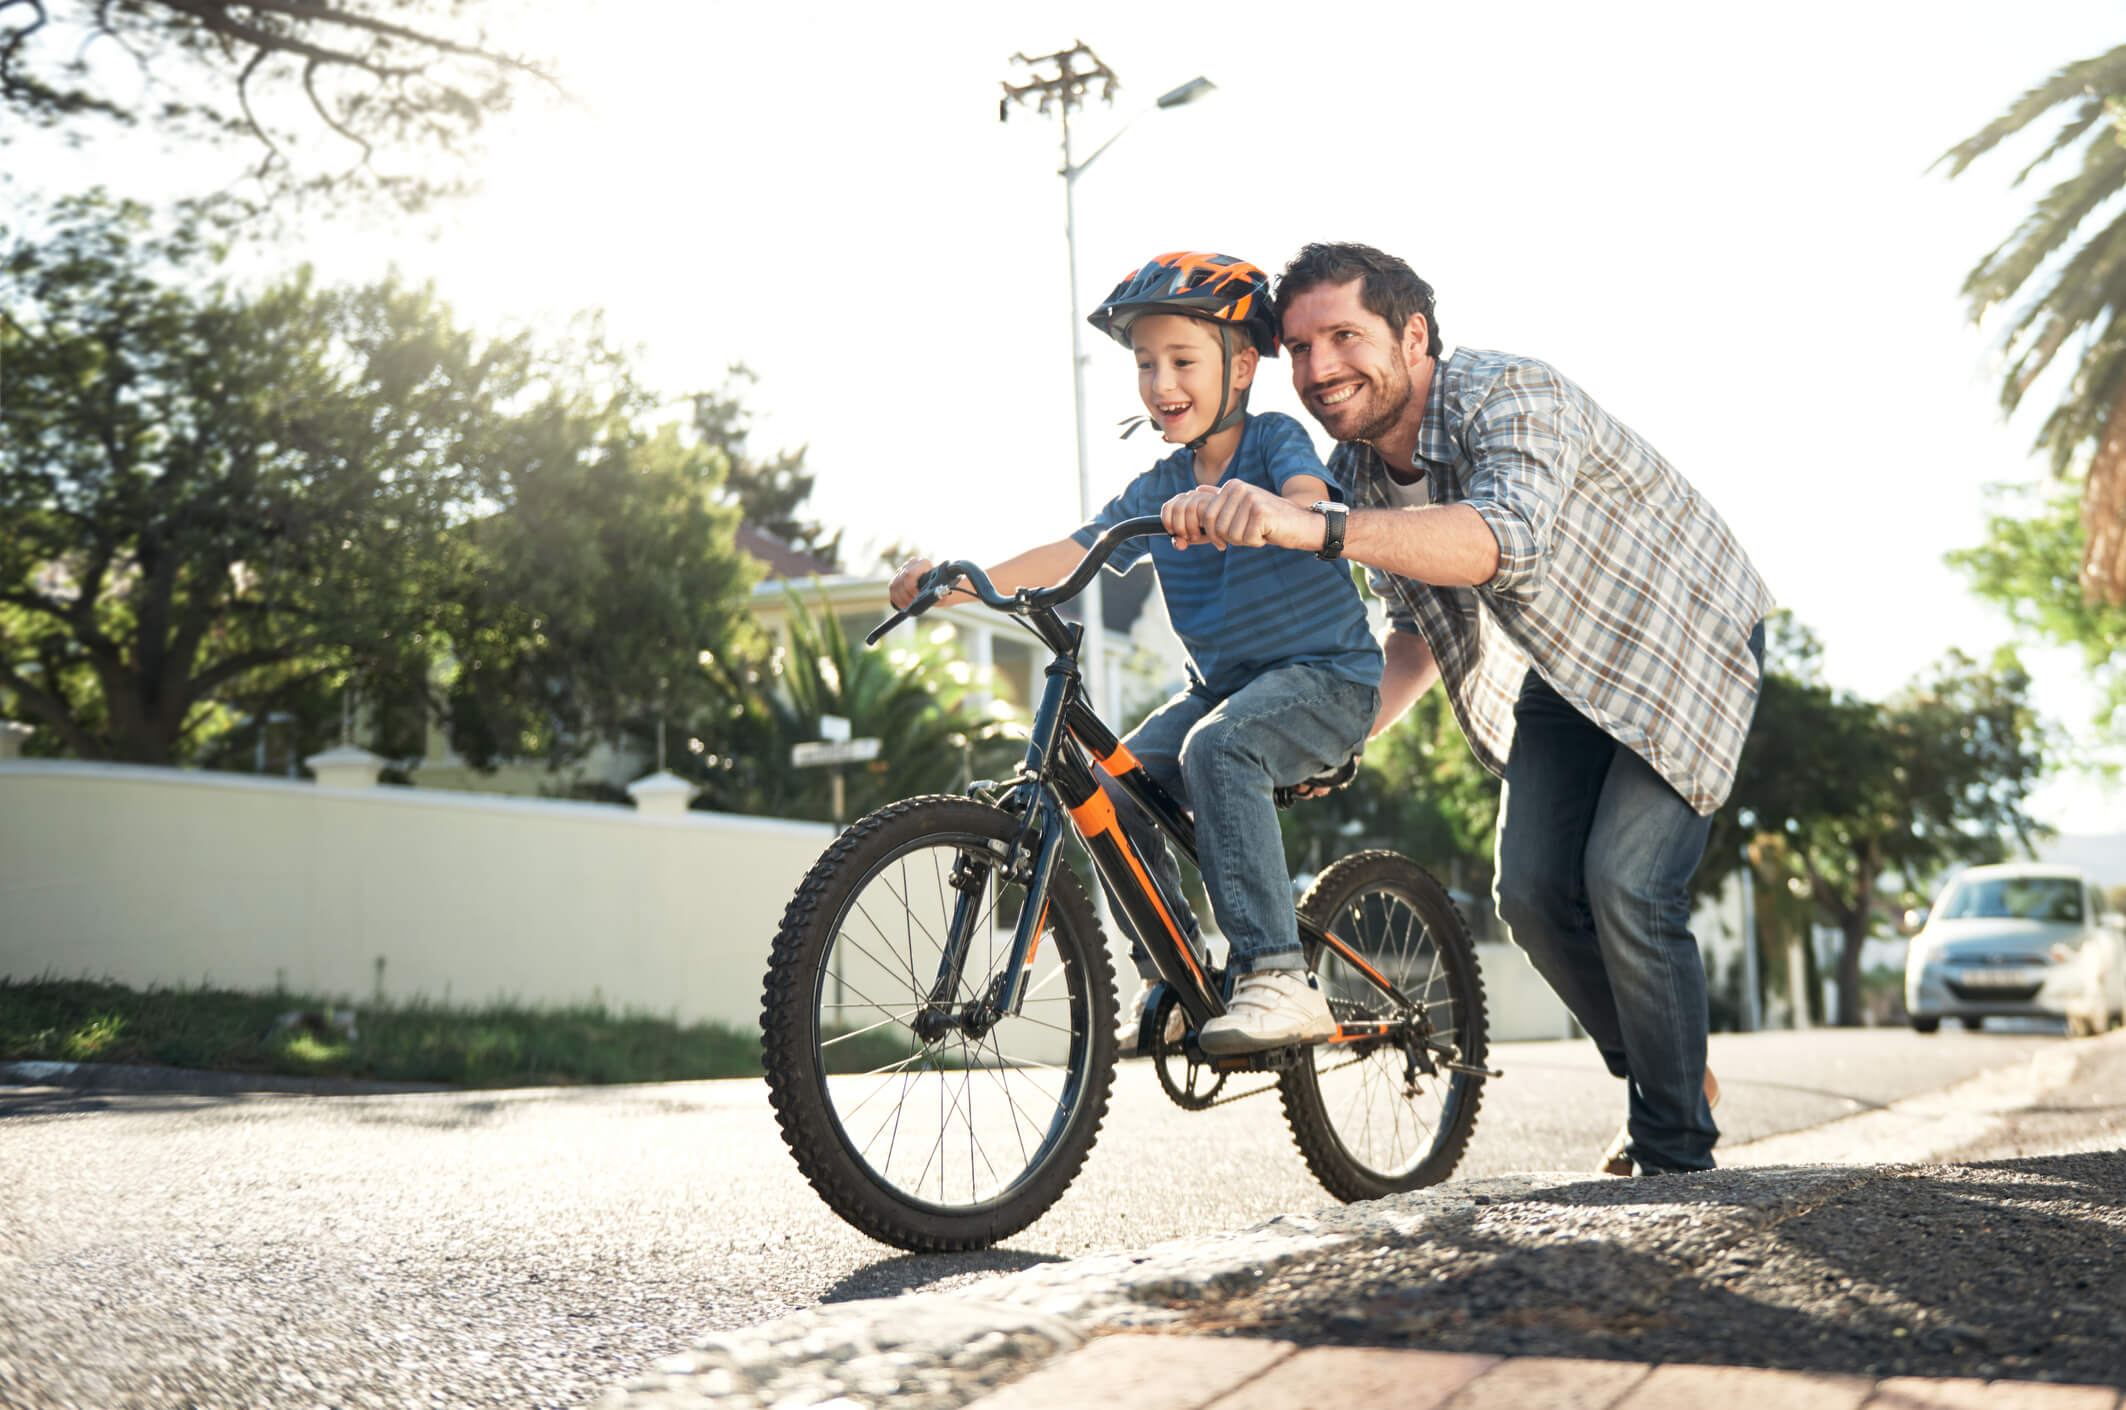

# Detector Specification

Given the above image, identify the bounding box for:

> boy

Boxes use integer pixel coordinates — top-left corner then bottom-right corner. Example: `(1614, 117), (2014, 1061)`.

(889, 251), (1381, 1053)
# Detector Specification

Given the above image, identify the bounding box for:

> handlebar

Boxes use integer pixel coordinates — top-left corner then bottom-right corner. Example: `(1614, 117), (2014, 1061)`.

(865, 515), (1167, 646)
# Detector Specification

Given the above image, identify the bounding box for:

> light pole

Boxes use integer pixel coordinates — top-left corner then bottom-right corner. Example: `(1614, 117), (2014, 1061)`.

(1002, 43), (1215, 721)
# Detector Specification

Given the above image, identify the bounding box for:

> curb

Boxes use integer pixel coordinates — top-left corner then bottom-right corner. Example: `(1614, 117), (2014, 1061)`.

(591, 1168), (1875, 1410)
(0, 1059), (453, 1097)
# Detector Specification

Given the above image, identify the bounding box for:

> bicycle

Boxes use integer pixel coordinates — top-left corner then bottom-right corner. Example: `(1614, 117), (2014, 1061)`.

(760, 515), (1493, 1251)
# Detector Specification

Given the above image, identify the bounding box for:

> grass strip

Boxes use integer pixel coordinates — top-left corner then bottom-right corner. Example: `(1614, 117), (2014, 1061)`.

(0, 977), (827, 1088)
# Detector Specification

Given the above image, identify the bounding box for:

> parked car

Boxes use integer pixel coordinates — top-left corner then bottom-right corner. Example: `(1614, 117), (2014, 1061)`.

(1905, 864), (2126, 1036)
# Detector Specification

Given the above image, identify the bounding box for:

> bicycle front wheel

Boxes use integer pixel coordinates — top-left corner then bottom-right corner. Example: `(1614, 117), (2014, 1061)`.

(761, 796), (1116, 1250)
(1280, 850), (1488, 1201)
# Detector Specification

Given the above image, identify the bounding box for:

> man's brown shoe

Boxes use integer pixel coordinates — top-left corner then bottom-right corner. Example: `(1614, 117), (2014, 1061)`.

(1599, 1068), (1721, 1177)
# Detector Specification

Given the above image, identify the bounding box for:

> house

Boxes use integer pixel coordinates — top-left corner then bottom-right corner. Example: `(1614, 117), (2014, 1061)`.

(743, 527), (1188, 725)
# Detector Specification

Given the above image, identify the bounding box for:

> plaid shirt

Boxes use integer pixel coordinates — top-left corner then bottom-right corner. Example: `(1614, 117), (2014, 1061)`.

(1330, 347), (1774, 815)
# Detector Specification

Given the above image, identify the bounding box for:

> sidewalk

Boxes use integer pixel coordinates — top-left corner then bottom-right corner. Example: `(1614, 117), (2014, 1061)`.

(966, 1334), (2122, 1410)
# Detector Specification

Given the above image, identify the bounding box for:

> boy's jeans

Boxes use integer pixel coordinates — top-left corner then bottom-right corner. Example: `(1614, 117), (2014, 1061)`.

(1491, 622), (1766, 1173)
(1095, 663), (1379, 976)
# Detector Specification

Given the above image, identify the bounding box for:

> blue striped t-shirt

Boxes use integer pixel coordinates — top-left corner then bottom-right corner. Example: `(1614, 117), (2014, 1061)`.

(1071, 412), (1383, 700)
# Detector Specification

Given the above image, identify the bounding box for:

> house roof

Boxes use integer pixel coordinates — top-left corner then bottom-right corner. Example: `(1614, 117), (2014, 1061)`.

(736, 523), (840, 581)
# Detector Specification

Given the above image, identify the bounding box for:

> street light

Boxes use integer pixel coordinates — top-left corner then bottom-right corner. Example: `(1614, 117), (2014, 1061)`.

(1001, 43), (1216, 721)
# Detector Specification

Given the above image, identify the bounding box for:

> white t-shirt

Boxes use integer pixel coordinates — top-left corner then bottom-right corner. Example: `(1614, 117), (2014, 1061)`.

(1377, 467), (1431, 508)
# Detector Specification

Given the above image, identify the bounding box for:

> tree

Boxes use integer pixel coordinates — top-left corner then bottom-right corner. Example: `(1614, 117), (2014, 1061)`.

(1942, 43), (2126, 603)
(0, 193), (754, 768)
(1950, 480), (2126, 745)
(0, 0), (555, 210)
(694, 365), (842, 571)
(684, 594), (1008, 822)
(1714, 617), (2051, 1026)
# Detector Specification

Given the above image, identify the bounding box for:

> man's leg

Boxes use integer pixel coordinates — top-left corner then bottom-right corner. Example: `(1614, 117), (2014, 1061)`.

(1492, 671), (1631, 1076)
(1177, 665), (1379, 973)
(1583, 621), (1765, 1172)
(1583, 748), (1718, 1172)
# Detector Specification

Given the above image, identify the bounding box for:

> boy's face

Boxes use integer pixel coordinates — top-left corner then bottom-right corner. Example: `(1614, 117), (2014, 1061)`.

(1130, 313), (1258, 445)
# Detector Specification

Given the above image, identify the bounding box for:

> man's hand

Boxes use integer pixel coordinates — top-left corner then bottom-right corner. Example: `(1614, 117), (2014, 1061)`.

(888, 557), (934, 611)
(1161, 482), (1323, 552)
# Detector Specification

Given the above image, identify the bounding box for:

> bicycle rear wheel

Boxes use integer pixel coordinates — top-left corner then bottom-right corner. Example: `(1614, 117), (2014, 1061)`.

(1280, 850), (1487, 1201)
(761, 796), (1115, 1250)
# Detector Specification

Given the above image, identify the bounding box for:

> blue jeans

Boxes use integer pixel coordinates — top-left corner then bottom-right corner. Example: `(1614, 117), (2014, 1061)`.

(1491, 623), (1765, 1173)
(1099, 664), (1379, 976)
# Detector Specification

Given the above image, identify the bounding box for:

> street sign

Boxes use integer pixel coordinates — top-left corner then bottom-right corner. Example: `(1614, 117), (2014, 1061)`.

(791, 738), (881, 768)
(818, 714), (852, 744)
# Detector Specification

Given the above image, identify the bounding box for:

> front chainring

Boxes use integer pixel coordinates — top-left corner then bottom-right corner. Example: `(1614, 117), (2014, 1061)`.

(1148, 991), (1226, 1109)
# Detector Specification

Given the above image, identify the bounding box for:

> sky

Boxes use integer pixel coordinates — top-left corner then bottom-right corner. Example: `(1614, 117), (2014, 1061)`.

(8, 0), (2124, 830)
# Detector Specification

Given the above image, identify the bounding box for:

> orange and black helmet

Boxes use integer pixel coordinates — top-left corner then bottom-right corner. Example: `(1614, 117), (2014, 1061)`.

(1087, 251), (1280, 357)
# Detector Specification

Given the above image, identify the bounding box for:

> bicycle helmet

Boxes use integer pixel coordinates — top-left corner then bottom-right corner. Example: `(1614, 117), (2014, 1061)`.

(1087, 251), (1280, 356)
(1089, 252), (1279, 452)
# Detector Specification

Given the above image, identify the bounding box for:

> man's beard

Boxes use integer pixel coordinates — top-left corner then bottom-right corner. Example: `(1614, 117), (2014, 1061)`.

(1321, 363), (1413, 445)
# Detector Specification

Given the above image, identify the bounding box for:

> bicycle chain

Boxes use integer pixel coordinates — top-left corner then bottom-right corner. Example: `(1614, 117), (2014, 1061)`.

(1161, 1048), (1374, 1110)
(1149, 990), (1423, 1110)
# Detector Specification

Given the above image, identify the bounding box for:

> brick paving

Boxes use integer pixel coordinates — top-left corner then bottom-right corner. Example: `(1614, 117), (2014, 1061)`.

(962, 1335), (2124, 1410)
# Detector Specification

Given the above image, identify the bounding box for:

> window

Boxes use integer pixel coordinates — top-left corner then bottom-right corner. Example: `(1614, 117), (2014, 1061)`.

(1936, 876), (2084, 924)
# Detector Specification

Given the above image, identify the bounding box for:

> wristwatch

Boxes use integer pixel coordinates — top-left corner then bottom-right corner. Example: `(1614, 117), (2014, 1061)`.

(1309, 500), (1348, 561)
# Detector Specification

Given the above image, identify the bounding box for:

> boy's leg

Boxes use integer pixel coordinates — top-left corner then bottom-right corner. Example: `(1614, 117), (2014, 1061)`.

(1097, 688), (1211, 979)
(1176, 665), (1380, 974)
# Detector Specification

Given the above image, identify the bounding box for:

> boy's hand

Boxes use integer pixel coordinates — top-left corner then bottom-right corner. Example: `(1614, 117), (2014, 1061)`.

(1172, 481), (1323, 552)
(1161, 486), (1220, 548)
(888, 557), (935, 610)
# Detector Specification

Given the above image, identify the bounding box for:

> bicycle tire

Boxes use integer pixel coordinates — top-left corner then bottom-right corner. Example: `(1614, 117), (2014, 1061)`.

(762, 795), (1116, 1250)
(1280, 849), (1488, 1201)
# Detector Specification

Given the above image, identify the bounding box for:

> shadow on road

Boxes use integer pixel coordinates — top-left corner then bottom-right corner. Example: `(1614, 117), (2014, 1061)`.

(821, 1247), (1066, 1305)
(1180, 1152), (2126, 1388)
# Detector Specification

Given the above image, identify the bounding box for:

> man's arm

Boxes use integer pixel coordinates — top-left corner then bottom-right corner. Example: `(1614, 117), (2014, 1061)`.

(1168, 481), (1501, 587)
(1370, 628), (1441, 738)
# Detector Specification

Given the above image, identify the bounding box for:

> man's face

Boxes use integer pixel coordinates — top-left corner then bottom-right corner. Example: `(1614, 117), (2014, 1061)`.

(1280, 279), (1420, 444)
(1130, 313), (1254, 446)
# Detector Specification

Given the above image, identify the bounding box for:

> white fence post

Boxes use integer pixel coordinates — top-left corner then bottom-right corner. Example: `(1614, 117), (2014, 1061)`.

(304, 745), (385, 789)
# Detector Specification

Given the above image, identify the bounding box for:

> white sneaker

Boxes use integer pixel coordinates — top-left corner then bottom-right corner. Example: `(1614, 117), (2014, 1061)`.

(1198, 971), (1337, 1055)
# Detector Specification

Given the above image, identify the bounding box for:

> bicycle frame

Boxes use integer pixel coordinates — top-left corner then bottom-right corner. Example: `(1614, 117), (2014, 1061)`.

(893, 519), (1424, 1063)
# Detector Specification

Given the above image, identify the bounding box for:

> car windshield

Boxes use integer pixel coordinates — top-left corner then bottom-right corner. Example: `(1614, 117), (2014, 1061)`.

(1937, 876), (2084, 924)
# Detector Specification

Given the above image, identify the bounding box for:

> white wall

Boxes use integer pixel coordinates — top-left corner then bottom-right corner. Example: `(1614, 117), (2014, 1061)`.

(0, 761), (832, 1032)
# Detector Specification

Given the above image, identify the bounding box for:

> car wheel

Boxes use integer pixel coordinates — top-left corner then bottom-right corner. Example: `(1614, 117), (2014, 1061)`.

(1960, 1016), (1984, 1032)
(1911, 1017), (1940, 1034)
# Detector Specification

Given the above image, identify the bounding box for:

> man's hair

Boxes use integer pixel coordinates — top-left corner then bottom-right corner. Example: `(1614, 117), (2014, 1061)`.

(1276, 243), (1442, 358)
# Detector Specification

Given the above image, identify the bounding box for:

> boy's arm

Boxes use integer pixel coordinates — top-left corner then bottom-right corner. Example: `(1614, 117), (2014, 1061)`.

(888, 537), (1086, 611)
(1278, 473), (1331, 508)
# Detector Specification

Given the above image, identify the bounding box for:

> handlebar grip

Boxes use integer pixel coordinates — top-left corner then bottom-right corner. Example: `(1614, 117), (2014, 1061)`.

(864, 602), (918, 647)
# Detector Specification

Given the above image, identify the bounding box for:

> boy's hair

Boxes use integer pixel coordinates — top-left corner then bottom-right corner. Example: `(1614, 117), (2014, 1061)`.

(1276, 243), (1442, 358)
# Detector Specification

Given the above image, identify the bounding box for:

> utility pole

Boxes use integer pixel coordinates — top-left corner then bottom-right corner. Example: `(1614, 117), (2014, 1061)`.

(1001, 41), (1120, 722)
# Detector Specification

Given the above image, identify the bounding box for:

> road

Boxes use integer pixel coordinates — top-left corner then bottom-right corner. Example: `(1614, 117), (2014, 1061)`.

(0, 1029), (2067, 1410)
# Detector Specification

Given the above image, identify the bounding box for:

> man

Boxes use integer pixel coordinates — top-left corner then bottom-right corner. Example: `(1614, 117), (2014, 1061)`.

(1162, 242), (1772, 1174)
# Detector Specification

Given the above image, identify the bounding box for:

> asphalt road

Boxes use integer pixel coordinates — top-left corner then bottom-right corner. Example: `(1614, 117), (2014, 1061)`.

(0, 1029), (2065, 1410)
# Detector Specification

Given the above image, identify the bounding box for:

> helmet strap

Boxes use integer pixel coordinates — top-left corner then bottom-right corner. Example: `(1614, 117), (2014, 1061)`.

(1185, 324), (1246, 453)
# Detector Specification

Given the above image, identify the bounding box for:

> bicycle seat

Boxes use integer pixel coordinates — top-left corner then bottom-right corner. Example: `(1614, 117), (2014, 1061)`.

(1273, 752), (1362, 810)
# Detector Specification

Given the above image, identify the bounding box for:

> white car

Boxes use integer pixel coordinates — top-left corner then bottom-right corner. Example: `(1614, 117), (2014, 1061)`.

(1905, 863), (2126, 1036)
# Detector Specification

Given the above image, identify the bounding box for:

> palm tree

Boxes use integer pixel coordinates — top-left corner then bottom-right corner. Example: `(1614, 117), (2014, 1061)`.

(686, 592), (1015, 822)
(1943, 42), (2126, 603)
